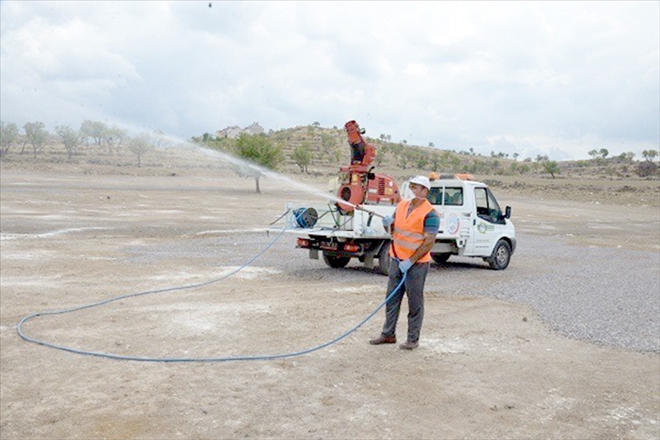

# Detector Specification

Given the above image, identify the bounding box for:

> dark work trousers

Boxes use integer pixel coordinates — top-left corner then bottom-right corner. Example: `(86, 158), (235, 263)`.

(381, 259), (430, 343)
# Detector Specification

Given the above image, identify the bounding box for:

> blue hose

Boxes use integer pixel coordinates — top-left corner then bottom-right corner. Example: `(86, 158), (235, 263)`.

(17, 227), (406, 363)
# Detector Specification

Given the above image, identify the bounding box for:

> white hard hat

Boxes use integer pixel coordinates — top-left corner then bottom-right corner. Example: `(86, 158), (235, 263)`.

(409, 175), (431, 190)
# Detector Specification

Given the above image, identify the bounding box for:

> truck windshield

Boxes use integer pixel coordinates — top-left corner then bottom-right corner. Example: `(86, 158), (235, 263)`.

(428, 187), (463, 206)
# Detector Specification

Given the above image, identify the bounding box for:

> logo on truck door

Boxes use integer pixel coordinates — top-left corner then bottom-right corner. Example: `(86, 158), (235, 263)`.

(446, 213), (460, 235)
(477, 222), (495, 234)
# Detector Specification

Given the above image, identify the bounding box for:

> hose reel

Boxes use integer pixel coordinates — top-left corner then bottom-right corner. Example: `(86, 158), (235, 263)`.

(293, 207), (318, 228)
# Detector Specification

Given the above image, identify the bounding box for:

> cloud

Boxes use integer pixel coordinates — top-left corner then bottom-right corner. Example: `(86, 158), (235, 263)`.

(1, 1), (658, 160)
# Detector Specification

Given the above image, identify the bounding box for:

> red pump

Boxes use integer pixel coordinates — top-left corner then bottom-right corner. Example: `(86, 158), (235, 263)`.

(336, 120), (401, 213)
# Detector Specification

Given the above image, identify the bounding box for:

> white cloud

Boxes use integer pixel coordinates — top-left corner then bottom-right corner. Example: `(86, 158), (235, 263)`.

(1, 0), (658, 160)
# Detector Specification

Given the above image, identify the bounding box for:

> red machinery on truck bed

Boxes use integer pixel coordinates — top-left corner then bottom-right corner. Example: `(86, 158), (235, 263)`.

(335, 120), (400, 213)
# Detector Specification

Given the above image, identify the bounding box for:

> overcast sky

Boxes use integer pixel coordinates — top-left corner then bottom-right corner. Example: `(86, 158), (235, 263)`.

(1, 1), (658, 160)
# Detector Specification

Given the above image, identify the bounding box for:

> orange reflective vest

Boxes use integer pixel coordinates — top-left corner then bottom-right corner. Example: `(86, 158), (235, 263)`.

(389, 199), (434, 263)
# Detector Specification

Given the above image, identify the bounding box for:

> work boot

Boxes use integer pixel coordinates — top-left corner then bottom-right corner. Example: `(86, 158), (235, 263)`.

(369, 335), (396, 345)
(399, 340), (419, 350)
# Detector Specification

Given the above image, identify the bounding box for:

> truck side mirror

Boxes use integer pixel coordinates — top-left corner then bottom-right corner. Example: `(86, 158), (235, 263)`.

(504, 206), (512, 219)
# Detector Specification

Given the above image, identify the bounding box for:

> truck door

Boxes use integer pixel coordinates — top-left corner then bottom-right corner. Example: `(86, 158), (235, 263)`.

(433, 185), (465, 236)
(470, 187), (506, 256)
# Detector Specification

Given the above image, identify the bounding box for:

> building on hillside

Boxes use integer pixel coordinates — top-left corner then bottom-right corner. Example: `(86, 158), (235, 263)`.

(244, 122), (264, 135)
(215, 123), (264, 139)
(215, 126), (241, 139)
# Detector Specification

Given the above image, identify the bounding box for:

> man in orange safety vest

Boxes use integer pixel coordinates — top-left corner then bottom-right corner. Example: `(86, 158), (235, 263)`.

(369, 175), (440, 350)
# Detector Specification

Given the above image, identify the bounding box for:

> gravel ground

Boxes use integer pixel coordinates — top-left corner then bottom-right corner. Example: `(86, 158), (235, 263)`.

(434, 235), (660, 353)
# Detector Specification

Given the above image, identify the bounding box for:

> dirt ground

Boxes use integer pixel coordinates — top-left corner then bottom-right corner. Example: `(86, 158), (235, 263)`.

(1, 150), (659, 439)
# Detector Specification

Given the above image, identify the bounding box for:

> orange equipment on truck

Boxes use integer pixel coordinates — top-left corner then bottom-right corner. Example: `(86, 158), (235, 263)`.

(335, 120), (400, 213)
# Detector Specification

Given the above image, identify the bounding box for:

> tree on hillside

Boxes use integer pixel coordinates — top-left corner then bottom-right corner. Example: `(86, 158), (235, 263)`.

(55, 125), (82, 160)
(127, 133), (154, 167)
(642, 149), (658, 161)
(233, 133), (284, 193)
(638, 149), (659, 177)
(0, 121), (19, 156)
(618, 152), (635, 163)
(80, 120), (107, 147)
(331, 146), (343, 164)
(543, 160), (560, 179)
(24, 121), (48, 158)
(388, 143), (403, 163)
(320, 133), (339, 165)
(414, 150), (429, 169)
(429, 151), (442, 171)
(395, 147), (417, 170)
(292, 143), (312, 173)
(106, 126), (128, 155)
(466, 159), (480, 174)
(599, 148), (609, 159)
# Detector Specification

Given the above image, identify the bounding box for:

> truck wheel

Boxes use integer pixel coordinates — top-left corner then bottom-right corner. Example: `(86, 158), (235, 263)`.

(487, 240), (511, 270)
(431, 253), (451, 265)
(377, 243), (390, 276)
(322, 253), (351, 269)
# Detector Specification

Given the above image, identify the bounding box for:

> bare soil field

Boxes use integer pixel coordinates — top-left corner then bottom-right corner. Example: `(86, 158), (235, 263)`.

(1, 148), (659, 439)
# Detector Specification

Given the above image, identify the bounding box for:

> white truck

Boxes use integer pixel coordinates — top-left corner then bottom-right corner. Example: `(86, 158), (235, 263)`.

(280, 175), (516, 275)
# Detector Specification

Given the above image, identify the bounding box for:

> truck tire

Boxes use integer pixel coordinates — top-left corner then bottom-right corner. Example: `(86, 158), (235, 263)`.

(487, 239), (511, 270)
(377, 242), (391, 276)
(431, 253), (451, 265)
(322, 253), (351, 269)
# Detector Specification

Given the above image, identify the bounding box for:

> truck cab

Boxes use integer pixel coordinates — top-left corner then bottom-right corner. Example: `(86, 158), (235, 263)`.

(401, 176), (516, 270)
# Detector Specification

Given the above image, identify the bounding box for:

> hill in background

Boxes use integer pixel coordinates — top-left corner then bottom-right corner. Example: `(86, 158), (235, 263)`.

(1, 121), (658, 208)
(205, 123), (659, 182)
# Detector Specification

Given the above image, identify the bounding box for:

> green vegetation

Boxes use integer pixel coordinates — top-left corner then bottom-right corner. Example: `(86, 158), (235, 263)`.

(126, 133), (155, 167)
(1, 119), (154, 166)
(642, 149), (658, 161)
(55, 125), (82, 161)
(291, 143), (312, 173)
(23, 121), (48, 159)
(543, 160), (560, 179)
(227, 133), (284, 193)
(0, 121), (19, 155)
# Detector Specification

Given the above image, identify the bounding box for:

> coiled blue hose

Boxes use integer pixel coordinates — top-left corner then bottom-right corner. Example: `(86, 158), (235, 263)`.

(17, 226), (406, 362)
